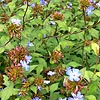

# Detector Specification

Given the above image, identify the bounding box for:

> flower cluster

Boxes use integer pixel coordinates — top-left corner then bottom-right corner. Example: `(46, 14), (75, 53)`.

(32, 97), (41, 100)
(68, 91), (83, 100)
(63, 67), (84, 99)
(86, 6), (94, 16)
(7, 46), (32, 72)
(67, 2), (72, 9)
(50, 50), (64, 63)
(85, 1), (100, 16)
(66, 67), (81, 82)
(32, 4), (43, 16)
(50, 11), (64, 21)
(20, 55), (32, 71)
(8, 18), (22, 39)
(5, 64), (23, 82)
(7, 46), (28, 64)
(11, 18), (21, 26)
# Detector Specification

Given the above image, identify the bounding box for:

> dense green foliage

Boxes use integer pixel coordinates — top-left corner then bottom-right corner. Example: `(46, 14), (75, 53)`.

(0, 0), (100, 100)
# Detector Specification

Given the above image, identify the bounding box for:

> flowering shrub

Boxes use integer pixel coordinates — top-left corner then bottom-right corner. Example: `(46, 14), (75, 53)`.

(0, 0), (100, 100)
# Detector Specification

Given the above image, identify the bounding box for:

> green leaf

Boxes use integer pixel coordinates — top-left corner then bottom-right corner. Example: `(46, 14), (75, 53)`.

(3, 75), (14, 87)
(91, 42), (99, 55)
(90, 64), (100, 71)
(30, 85), (37, 94)
(96, 72), (100, 77)
(37, 58), (47, 68)
(0, 86), (18, 100)
(28, 65), (37, 73)
(7, 1), (16, 13)
(84, 71), (97, 81)
(85, 95), (96, 100)
(50, 83), (59, 93)
(86, 81), (98, 95)
(94, 10), (100, 16)
(36, 65), (43, 75)
(89, 28), (99, 39)
(32, 53), (43, 57)
(59, 41), (74, 49)
(67, 61), (81, 67)
(0, 24), (5, 32)
(0, 47), (5, 54)
(15, 98), (20, 100)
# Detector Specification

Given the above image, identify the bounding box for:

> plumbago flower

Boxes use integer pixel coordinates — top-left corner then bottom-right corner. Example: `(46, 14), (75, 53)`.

(11, 18), (21, 26)
(0, 0), (5, 2)
(85, 6), (94, 16)
(67, 2), (72, 9)
(47, 71), (56, 76)
(44, 80), (50, 84)
(66, 67), (81, 82)
(40, 0), (47, 6)
(20, 55), (32, 71)
(27, 41), (34, 47)
(96, 1), (100, 8)
(32, 97), (41, 100)
(25, 55), (32, 64)
(20, 60), (30, 71)
(68, 91), (84, 100)
(89, 0), (96, 3)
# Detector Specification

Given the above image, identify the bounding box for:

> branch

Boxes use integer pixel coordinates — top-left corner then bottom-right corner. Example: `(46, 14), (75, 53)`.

(22, 0), (29, 30)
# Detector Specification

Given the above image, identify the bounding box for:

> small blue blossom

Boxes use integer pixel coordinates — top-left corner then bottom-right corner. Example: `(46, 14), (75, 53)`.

(37, 86), (42, 91)
(47, 71), (56, 76)
(27, 41), (34, 47)
(44, 80), (50, 84)
(49, 21), (56, 25)
(66, 67), (81, 81)
(67, 2), (72, 9)
(31, 3), (36, 8)
(68, 91), (83, 100)
(11, 18), (21, 26)
(0, 0), (5, 2)
(20, 60), (30, 71)
(25, 55), (32, 64)
(32, 97), (41, 100)
(40, 0), (47, 6)
(43, 34), (47, 38)
(96, 1), (100, 8)
(22, 78), (27, 82)
(86, 6), (94, 16)
(89, 0), (96, 3)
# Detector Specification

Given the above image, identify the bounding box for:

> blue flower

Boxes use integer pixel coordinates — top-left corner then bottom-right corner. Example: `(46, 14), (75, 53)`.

(67, 2), (72, 9)
(47, 71), (56, 76)
(66, 67), (81, 81)
(96, 1), (100, 8)
(43, 34), (47, 38)
(89, 0), (96, 3)
(49, 21), (56, 25)
(27, 41), (34, 47)
(68, 91), (83, 100)
(0, 0), (5, 2)
(37, 86), (42, 91)
(25, 55), (32, 64)
(40, 0), (47, 6)
(20, 60), (30, 71)
(44, 80), (50, 84)
(86, 6), (94, 16)
(11, 18), (21, 26)
(32, 97), (41, 100)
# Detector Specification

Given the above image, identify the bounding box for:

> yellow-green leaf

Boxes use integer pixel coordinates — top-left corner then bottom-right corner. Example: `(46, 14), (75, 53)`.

(91, 42), (99, 55)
